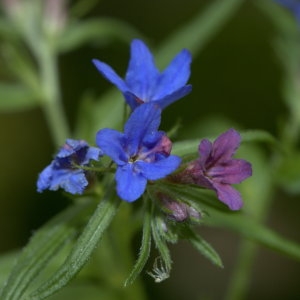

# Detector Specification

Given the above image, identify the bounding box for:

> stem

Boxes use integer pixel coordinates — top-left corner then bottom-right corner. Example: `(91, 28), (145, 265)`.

(39, 45), (70, 146)
(19, 2), (71, 147)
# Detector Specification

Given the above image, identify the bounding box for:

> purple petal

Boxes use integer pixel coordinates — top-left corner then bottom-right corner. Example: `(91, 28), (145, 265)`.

(136, 155), (181, 180)
(153, 49), (192, 100)
(212, 182), (243, 210)
(155, 85), (192, 109)
(208, 159), (252, 184)
(198, 139), (213, 168)
(125, 39), (159, 101)
(115, 163), (147, 202)
(212, 128), (241, 163)
(124, 103), (161, 155)
(96, 128), (127, 165)
(92, 59), (128, 92)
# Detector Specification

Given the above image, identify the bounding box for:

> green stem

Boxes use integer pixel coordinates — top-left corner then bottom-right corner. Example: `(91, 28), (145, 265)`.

(38, 45), (70, 146)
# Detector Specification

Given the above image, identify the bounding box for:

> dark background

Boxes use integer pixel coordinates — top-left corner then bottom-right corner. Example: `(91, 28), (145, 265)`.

(0, 0), (299, 299)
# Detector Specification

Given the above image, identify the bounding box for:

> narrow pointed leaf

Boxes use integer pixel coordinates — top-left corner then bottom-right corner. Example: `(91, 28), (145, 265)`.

(185, 227), (223, 267)
(29, 191), (120, 300)
(0, 200), (94, 300)
(124, 198), (152, 287)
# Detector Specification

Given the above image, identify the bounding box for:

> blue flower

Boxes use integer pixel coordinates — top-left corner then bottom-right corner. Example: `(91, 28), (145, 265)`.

(92, 39), (192, 110)
(37, 139), (102, 194)
(96, 103), (181, 202)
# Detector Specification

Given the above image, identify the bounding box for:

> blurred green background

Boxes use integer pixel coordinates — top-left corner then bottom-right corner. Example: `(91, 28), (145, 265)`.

(0, 0), (299, 299)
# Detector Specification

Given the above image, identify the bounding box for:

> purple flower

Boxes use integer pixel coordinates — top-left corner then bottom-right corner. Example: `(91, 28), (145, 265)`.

(96, 103), (181, 202)
(37, 139), (102, 194)
(92, 39), (192, 110)
(178, 129), (252, 210)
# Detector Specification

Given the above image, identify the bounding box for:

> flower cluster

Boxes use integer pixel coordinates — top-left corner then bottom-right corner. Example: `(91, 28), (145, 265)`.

(37, 39), (252, 211)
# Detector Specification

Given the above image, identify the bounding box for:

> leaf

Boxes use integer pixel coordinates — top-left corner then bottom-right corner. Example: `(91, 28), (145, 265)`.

(166, 185), (300, 262)
(124, 198), (152, 287)
(185, 227), (223, 267)
(0, 83), (39, 112)
(29, 192), (120, 300)
(276, 152), (300, 194)
(0, 251), (20, 293)
(57, 18), (142, 53)
(155, 0), (245, 67)
(0, 200), (94, 300)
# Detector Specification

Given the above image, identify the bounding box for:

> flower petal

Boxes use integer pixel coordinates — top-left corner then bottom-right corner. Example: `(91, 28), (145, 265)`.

(136, 155), (181, 180)
(153, 49), (192, 100)
(115, 164), (147, 202)
(125, 39), (159, 101)
(208, 159), (252, 184)
(198, 138), (213, 168)
(212, 182), (243, 210)
(92, 59), (128, 92)
(155, 85), (192, 109)
(96, 128), (127, 164)
(124, 103), (161, 155)
(212, 128), (241, 163)
(55, 170), (88, 194)
(37, 164), (53, 192)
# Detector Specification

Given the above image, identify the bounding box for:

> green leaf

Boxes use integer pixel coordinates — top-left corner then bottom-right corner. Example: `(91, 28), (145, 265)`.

(124, 198), (152, 287)
(185, 227), (223, 268)
(0, 200), (94, 300)
(0, 251), (20, 293)
(29, 192), (120, 300)
(155, 0), (245, 67)
(57, 18), (142, 53)
(167, 185), (300, 262)
(276, 152), (300, 194)
(255, 0), (298, 35)
(0, 83), (39, 112)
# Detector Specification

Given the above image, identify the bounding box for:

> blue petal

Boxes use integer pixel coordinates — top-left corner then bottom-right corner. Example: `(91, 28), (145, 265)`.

(37, 164), (53, 192)
(136, 155), (181, 180)
(153, 49), (192, 100)
(125, 39), (159, 101)
(50, 170), (88, 194)
(96, 128), (127, 165)
(82, 146), (103, 164)
(92, 59), (128, 92)
(124, 103), (161, 155)
(115, 164), (147, 202)
(124, 91), (144, 110)
(156, 85), (192, 109)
